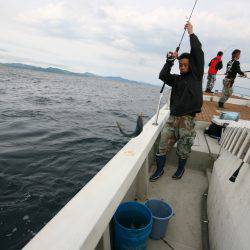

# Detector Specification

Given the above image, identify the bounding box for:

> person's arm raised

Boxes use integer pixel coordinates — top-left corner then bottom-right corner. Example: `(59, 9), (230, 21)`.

(186, 22), (204, 80)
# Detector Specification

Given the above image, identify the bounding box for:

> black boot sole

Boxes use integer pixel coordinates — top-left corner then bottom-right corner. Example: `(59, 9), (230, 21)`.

(172, 169), (185, 180)
(218, 102), (225, 109)
(149, 170), (164, 182)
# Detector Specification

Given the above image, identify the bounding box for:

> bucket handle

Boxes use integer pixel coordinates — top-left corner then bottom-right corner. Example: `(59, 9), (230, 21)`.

(161, 199), (175, 217)
(146, 198), (175, 217)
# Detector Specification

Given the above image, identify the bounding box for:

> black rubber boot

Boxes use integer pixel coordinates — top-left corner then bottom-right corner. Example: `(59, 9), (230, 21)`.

(150, 154), (166, 182)
(218, 102), (224, 108)
(172, 159), (187, 179)
(205, 88), (213, 93)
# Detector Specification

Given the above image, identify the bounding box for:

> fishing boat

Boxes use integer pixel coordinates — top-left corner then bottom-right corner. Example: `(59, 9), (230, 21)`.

(22, 90), (250, 250)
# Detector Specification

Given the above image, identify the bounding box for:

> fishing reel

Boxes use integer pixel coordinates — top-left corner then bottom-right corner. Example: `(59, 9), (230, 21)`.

(166, 52), (176, 63)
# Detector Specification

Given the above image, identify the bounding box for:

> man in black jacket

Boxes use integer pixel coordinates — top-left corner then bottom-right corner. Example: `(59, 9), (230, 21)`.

(218, 49), (246, 108)
(150, 22), (204, 181)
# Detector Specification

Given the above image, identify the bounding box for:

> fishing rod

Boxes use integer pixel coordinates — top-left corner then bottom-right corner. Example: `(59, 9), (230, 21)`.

(234, 85), (250, 90)
(153, 0), (199, 125)
(239, 75), (250, 80)
(229, 162), (244, 182)
(204, 72), (249, 77)
(176, 0), (199, 53)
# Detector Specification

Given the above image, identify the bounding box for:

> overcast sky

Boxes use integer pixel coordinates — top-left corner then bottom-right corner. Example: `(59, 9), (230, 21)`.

(0, 0), (250, 84)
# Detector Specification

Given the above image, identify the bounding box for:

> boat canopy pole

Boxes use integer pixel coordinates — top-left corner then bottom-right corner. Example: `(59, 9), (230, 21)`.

(153, 0), (199, 125)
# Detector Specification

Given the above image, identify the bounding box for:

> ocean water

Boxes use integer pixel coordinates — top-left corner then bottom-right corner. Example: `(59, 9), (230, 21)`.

(0, 66), (162, 249)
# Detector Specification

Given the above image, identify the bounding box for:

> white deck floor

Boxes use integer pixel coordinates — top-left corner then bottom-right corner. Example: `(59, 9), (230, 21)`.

(148, 165), (208, 250)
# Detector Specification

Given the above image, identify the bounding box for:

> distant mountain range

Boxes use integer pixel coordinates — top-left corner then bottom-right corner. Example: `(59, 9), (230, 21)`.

(0, 63), (154, 86)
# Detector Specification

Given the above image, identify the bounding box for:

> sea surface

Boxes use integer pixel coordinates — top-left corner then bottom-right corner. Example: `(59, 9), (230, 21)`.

(0, 66), (163, 249)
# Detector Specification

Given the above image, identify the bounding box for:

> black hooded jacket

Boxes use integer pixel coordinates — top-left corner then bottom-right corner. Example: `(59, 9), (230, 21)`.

(159, 34), (204, 116)
(225, 59), (244, 83)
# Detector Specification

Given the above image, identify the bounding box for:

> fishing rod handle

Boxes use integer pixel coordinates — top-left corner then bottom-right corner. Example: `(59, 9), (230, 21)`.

(160, 82), (166, 93)
(229, 162), (244, 183)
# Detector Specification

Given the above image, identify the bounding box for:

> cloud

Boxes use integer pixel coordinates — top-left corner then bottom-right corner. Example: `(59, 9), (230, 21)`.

(112, 38), (134, 50)
(0, 48), (8, 52)
(18, 3), (66, 23)
(0, 0), (249, 84)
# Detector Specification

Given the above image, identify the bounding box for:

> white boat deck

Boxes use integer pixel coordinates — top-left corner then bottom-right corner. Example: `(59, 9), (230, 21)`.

(148, 165), (208, 250)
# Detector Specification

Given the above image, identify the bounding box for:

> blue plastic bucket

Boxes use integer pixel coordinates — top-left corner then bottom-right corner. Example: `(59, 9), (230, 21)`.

(114, 201), (153, 250)
(145, 199), (174, 240)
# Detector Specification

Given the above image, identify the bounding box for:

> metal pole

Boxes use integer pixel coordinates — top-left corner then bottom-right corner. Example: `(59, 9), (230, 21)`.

(153, 91), (164, 125)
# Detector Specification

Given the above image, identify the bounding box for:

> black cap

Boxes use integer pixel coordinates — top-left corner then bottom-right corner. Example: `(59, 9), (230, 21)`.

(232, 49), (241, 58)
(217, 51), (223, 56)
(178, 53), (191, 60)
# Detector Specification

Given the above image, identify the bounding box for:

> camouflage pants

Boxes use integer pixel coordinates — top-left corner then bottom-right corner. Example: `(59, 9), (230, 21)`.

(219, 78), (233, 103)
(206, 74), (216, 91)
(159, 115), (196, 160)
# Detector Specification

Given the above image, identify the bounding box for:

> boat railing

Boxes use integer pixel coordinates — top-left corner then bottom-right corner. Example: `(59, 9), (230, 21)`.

(23, 104), (171, 250)
(219, 124), (250, 164)
(203, 94), (250, 105)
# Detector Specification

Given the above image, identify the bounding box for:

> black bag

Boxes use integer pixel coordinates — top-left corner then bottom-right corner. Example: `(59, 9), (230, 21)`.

(204, 122), (223, 139)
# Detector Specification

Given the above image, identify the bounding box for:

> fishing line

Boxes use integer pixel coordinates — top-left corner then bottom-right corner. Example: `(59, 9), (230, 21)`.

(223, 44), (236, 55)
